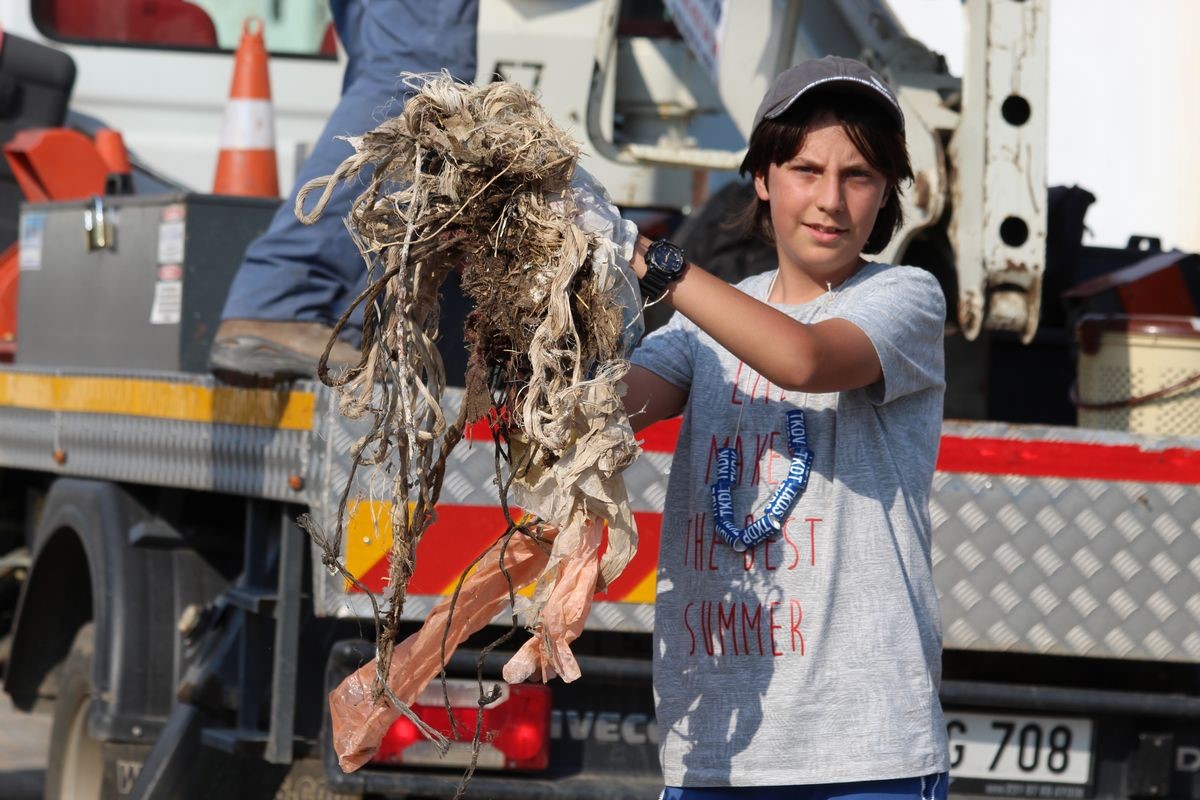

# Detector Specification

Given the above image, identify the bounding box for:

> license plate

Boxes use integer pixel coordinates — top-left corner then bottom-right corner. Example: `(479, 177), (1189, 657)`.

(947, 711), (1094, 786)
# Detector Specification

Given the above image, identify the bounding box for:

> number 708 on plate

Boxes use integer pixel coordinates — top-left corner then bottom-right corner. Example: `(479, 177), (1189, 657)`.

(946, 711), (1094, 786)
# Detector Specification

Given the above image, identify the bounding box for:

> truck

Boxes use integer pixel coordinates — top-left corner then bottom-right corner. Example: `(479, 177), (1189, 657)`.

(2, 0), (1200, 798)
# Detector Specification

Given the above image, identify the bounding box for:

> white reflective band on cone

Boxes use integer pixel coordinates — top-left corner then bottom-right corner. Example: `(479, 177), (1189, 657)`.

(219, 99), (275, 149)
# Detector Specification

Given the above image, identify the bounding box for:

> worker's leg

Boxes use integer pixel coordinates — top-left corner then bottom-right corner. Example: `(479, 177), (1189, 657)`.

(330, 0), (365, 91)
(221, 0), (479, 328)
(212, 0), (479, 380)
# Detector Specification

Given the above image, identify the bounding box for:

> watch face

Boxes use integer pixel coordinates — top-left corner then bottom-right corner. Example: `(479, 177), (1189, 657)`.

(649, 240), (686, 279)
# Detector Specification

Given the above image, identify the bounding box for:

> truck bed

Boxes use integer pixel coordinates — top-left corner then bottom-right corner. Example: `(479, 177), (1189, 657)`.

(3, 365), (1200, 664)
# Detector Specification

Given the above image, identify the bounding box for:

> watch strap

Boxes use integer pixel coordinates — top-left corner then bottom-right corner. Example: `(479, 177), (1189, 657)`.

(639, 268), (672, 303)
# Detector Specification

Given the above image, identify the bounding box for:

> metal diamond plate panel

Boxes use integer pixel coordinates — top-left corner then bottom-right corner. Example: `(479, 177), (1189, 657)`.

(0, 369), (313, 502)
(56, 414), (310, 499)
(934, 420), (1200, 664)
(309, 381), (359, 617)
(310, 385), (675, 626)
(314, 412), (1200, 658)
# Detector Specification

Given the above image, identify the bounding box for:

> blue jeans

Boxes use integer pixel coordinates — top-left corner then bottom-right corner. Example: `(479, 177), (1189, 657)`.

(220, 0), (479, 335)
(662, 773), (949, 800)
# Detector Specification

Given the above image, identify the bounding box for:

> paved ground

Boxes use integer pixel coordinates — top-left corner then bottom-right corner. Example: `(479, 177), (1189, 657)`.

(0, 694), (49, 800)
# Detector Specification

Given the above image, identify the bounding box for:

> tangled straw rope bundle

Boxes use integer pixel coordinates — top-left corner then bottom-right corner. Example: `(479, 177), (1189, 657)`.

(295, 73), (643, 778)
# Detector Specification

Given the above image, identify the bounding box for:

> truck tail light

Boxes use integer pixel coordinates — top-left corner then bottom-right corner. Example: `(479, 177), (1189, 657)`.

(371, 679), (551, 771)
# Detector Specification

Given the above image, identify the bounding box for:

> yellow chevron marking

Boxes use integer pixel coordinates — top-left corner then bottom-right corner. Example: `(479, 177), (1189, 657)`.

(0, 372), (314, 430)
(622, 568), (658, 604)
(438, 573), (537, 600)
(344, 500), (393, 582)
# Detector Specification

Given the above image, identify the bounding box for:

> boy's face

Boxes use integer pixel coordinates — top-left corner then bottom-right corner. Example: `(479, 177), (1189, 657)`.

(753, 113), (888, 287)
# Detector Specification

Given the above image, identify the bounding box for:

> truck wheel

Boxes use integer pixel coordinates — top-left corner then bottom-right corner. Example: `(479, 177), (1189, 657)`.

(44, 623), (104, 800)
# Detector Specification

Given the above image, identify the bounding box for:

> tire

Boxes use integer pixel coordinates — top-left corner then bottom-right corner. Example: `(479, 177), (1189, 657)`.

(44, 623), (104, 800)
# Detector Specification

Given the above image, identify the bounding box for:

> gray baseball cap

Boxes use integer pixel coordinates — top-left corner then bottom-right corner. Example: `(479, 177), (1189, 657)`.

(749, 55), (905, 136)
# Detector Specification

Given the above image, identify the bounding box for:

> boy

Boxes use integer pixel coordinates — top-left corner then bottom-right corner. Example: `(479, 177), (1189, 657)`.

(624, 56), (950, 800)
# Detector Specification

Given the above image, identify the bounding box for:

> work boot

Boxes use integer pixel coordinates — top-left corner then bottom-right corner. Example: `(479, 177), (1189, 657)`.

(208, 319), (361, 384)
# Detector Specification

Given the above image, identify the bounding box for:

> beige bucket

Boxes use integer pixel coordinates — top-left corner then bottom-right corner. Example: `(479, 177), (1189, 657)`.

(1074, 315), (1200, 435)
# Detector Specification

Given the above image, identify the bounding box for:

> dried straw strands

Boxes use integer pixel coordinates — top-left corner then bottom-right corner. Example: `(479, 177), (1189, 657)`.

(295, 73), (642, 777)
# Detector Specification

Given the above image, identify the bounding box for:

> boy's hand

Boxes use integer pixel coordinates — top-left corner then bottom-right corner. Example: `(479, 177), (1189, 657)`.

(630, 234), (652, 280)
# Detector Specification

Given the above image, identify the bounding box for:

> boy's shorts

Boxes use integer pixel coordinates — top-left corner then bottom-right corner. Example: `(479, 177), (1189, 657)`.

(661, 772), (949, 800)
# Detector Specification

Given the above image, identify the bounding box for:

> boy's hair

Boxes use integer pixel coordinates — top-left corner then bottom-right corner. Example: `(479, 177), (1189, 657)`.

(738, 86), (914, 255)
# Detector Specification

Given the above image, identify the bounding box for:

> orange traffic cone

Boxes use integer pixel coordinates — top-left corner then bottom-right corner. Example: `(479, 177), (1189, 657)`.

(213, 18), (279, 197)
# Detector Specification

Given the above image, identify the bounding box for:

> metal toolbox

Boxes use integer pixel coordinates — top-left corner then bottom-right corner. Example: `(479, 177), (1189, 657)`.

(16, 193), (278, 372)
(1075, 314), (1200, 436)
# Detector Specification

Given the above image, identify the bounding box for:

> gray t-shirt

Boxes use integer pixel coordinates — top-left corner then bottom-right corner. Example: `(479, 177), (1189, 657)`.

(631, 262), (949, 787)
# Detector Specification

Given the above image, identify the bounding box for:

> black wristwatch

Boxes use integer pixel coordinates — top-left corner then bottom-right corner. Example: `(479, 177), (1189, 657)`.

(639, 239), (687, 303)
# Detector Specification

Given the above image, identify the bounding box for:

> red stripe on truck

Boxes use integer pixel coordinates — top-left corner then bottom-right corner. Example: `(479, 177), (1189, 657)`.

(472, 415), (1200, 484)
(936, 435), (1200, 484)
(464, 416), (683, 455)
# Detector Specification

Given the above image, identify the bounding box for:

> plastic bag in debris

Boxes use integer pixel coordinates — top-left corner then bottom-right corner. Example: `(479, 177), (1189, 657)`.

(552, 164), (643, 356)
(329, 528), (555, 772)
(501, 516), (604, 683)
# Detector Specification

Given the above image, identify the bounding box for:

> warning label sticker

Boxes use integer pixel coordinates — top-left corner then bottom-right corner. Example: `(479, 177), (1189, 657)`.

(157, 220), (185, 264)
(150, 277), (183, 325)
(19, 212), (46, 271)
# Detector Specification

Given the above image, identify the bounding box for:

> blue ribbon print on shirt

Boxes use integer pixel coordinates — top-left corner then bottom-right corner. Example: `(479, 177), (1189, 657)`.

(709, 409), (814, 551)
